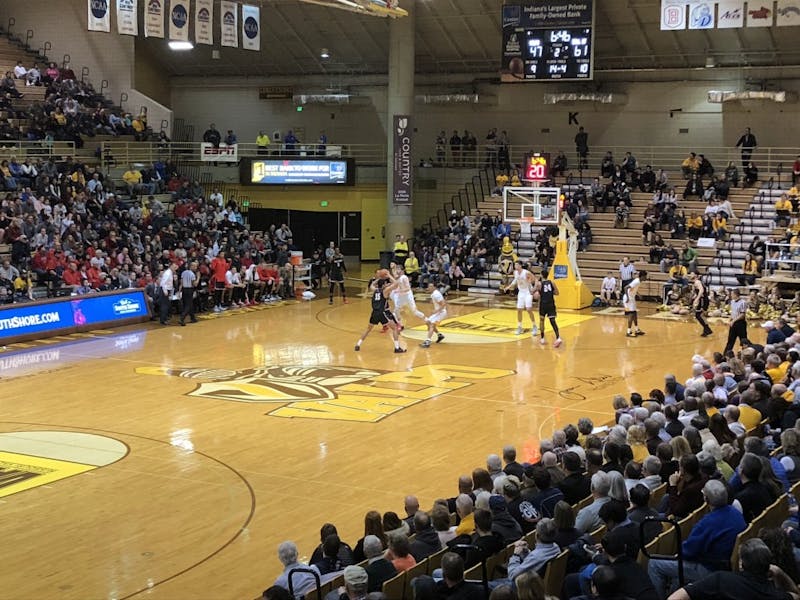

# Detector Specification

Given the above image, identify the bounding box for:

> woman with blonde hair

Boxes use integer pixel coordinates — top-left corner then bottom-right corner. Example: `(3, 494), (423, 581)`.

(514, 570), (558, 600)
(669, 435), (692, 461)
(626, 424), (649, 463)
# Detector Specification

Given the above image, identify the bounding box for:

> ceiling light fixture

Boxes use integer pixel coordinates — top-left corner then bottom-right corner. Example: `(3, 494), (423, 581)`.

(168, 41), (194, 51)
(320, 48), (330, 59)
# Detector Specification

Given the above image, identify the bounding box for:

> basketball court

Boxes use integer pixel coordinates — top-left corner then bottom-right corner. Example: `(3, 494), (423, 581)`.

(0, 285), (729, 599)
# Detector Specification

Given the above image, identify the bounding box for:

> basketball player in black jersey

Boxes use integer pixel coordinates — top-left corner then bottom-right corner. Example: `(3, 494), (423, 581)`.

(355, 274), (406, 353)
(535, 269), (563, 348)
(328, 248), (347, 305)
(689, 273), (713, 337)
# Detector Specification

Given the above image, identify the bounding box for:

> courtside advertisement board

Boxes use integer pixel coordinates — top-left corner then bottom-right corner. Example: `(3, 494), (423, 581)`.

(0, 290), (150, 344)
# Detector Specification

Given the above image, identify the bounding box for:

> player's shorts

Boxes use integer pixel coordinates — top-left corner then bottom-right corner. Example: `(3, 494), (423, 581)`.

(214, 281), (225, 290)
(395, 291), (416, 309)
(369, 310), (396, 326)
(539, 302), (557, 318)
(428, 310), (447, 324)
(329, 276), (344, 283)
(516, 290), (533, 310)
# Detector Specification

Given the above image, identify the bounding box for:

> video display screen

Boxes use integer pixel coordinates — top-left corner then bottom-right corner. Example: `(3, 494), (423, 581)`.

(244, 158), (355, 186)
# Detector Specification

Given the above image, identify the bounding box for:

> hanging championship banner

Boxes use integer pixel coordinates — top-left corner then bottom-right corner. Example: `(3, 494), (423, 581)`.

(688, 2), (714, 28)
(195, 0), (213, 44)
(117, 0), (138, 35)
(242, 5), (260, 51)
(746, 2), (773, 26)
(716, 0), (745, 27)
(776, 0), (800, 25)
(660, 1), (687, 29)
(220, 1), (239, 47)
(169, 0), (190, 40)
(88, 0), (111, 32)
(145, 0), (165, 37)
(392, 115), (413, 205)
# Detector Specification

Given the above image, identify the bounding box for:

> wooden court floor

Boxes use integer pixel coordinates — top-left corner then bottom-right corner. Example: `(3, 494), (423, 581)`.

(0, 281), (736, 599)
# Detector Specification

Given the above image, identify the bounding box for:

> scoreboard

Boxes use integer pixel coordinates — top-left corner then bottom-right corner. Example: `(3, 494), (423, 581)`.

(525, 153), (550, 181)
(501, 1), (595, 82)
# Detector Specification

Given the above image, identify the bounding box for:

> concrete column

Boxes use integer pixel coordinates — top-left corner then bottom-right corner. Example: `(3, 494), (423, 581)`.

(385, 0), (415, 244)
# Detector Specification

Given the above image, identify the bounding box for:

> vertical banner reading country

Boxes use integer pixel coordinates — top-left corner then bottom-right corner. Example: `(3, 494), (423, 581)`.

(88, 0), (111, 32)
(117, 0), (139, 35)
(145, 0), (165, 37)
(392, 115), (413, 205)
(195, 0), (214, 45)
(220, 1), (239, 47)
(242, 5), (260, 51)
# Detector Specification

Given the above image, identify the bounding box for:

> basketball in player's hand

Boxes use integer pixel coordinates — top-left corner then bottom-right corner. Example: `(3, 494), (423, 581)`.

(533, 291), (541, 301)
(377, 269), (391, 279)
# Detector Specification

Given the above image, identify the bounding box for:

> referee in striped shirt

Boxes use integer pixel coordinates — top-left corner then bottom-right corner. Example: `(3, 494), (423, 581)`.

(724, 288), (748, 354)
(619, 257), (635, 291)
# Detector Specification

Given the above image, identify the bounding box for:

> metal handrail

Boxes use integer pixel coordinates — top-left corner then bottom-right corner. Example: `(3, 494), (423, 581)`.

(641, 516), (685, 587)
(286, 566), (322, 600)
(418, 144), (800, 177)
(98, 141), (387, 170)
(0, 140), (76, 158)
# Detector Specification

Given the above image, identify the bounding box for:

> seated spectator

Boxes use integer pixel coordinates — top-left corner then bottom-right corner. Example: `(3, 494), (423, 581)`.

(614, 202), (629, 229)
(776, 194), (793, 227)
(575, 472), (611, 534)
(558, 451), (592, 505)
(386, 534), (416, 572)
(666, 454), (706, 518)
(273, 541), (321, 599)
(362, 535), (396, 593)
(712, 212), (728, 240)
(650, 483), (747, 596)
(310, 523), (354, 568)
(682, 153), (700, 178)
(732, 453), (774, 523)
(489, 494), (523, 544)
(435, 552), (483, 599)
(744, 161), (759, 186)
(736, 253), (760, 286)
(684, 174), (704, 199)
(311, 534), (349, 576)
(668, 538), (800, 600)
(506, 518), (561, 581)
(628, 484), (661, 544)
(410, 511), (441, 561)
(463, 508), (504, 569)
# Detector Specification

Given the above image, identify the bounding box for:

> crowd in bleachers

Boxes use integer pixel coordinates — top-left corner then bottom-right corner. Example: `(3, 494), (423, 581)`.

(266, 335), (800, 600)
(1, 59), (154, 149)
(0, 153), (304, 309)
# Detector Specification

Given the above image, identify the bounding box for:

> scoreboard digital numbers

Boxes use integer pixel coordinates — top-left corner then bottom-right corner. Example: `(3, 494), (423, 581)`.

(525, 153), (550, 181)
(501, 1), (595, 82)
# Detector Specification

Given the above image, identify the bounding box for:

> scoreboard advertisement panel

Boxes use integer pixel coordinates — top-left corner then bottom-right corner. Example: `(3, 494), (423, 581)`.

(501, 1), (595, 82)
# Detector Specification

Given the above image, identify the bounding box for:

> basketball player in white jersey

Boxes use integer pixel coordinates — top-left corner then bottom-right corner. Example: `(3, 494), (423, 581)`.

(503, 260), (538, 336)
(421, 283), (447, 348)
(392, 264), (426, 329)
(623, 270), (645, 337)
(534, 269), (562, 347)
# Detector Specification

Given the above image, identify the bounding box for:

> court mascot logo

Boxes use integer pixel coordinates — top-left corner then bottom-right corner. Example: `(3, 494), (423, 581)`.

(137, 364), (515, 422)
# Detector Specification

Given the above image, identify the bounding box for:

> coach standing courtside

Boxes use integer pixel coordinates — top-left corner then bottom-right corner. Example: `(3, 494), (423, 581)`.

(724, 289), (748, 354)
(159, 263), (178, 325)
(179, 261), (199, 326)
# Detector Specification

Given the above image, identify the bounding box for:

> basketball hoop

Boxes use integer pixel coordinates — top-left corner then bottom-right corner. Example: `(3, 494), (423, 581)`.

(519, 216), (535, 237)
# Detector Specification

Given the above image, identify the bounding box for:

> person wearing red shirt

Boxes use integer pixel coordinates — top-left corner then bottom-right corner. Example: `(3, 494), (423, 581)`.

(793, 155), (800, 186)
(255, 260), (270, 300)
(264, 263), (279, 301)
(85, 265), (103, 289)
(210, 250), (230, 312)
(62, 262), (82, 291)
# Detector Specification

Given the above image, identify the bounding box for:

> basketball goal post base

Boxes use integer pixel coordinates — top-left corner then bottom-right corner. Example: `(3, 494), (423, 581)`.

(551, 239), (595, 310)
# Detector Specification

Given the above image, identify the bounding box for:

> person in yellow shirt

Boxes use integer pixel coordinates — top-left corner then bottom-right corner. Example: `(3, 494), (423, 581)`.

(494, 172), (509, 196)
(687, 212), (703, 240)
(256, 130), (271, 155)
(681, 152), (700, 178)
(404, 252), (420, 287)
(454, 496), (475, 537)
(510, 171), (521, 186)
(668, 261), (687, 280)
(776, 195), (793, 227)
(132, 116), (146, 140)
(736, 253), (759, 286)
(122, 168), (142, 196)
(392, 234), (409, 263)
(765, 354), (788, 383)
(712, 213), (728, 240)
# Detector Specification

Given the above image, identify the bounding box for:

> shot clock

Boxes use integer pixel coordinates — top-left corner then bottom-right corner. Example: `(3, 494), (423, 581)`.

(525, 153), (550, 181)
(502, 2), (595, 82)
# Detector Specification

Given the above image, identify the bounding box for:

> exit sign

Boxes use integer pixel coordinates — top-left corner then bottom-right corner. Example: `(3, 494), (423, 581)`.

(320, 200), (329, 207)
